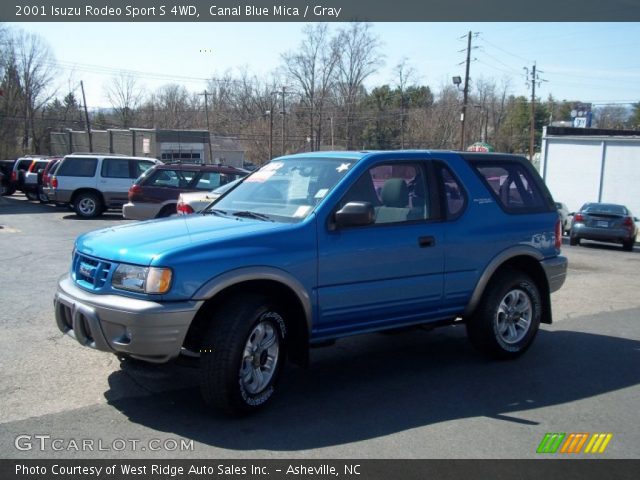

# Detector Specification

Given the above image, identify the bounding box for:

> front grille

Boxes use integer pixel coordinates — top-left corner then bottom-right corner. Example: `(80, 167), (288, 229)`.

(72, 253), (113, 290)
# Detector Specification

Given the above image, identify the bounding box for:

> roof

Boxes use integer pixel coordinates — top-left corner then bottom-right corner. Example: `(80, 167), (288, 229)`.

(154, 163), (248, 174)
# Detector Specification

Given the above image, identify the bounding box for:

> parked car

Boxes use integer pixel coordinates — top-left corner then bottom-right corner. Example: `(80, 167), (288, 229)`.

(555, 202), (570, 233)
(123, 163), (248, 220)
(0, 160), (15, 196)
(44, 153), (160, 218)
(570, 202), (638, 251)
(9, 157), (37, 196)
(54, 151), (567, 415)
(38, 157), (62, 203)
(176, 177), (243, 214)
(23, 157), (56, 202)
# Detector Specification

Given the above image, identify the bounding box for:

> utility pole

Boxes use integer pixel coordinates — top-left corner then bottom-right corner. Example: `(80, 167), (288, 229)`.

(201, 91), (214, 163)
(525, 63), (545, 163)
(459, 31), (472, 151)
(529, 64), (536, 163)
(80, 81), (93, 152)
(280, 86), (286, 156)
(266, 108), (274, 161)
(330, 116), (334, 150)
(271, 87), (292, 156)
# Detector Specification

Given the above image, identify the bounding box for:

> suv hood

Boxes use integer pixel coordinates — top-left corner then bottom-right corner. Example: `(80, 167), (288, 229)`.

(76, 214), (285, 265)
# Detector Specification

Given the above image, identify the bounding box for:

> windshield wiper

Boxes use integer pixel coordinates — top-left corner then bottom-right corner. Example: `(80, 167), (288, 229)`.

(231, 210), (273, 221)
(201, 208), (228, 216)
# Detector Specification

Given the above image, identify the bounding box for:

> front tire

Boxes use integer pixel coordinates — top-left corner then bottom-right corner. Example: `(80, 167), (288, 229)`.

(74, 192), (102, 218)
(467, 269), (542, 360)
(199, 295), (287, 415)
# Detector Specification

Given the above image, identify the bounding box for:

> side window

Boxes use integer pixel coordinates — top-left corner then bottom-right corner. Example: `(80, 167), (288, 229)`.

(101, 159), (131, 178)
(147, 170), (197, 188)
(473, 163), (546, 212)
(195, 171), (221, 190)
(56, 158), (97, 177)
(439, 165), (466, 218)
(341, 163), (430, 224)
(134, 161), (155, 178)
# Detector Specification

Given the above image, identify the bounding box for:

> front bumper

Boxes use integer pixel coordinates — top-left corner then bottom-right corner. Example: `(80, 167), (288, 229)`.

(54, 274), (202, 363)
(541, 255), (567, 293)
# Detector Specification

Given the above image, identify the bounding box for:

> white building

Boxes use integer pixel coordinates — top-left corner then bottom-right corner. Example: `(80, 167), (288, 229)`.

(540, 126), (640, 215)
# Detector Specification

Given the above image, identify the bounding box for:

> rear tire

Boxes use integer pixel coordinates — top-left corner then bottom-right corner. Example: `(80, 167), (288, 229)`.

(466, 269), (542, 360)
(74, 192), (103, 218)
(569, 235), (579, 246)
(199, 295), (287, 415)
(623, 237), (635, 251)
(156, 204), (177, 218)
(25, 190), (38, 201)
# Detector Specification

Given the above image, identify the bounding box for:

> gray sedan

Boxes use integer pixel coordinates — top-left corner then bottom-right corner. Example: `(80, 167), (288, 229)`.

(570, 202), (638, 251)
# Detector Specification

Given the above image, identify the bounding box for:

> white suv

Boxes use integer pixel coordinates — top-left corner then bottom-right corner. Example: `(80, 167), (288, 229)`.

(45, 154), (160, 218)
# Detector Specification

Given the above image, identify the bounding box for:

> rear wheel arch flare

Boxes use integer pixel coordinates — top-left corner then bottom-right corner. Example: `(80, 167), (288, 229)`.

(465, 251), (551, 324)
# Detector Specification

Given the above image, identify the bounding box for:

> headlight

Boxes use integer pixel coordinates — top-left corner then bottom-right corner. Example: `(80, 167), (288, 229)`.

(112, 265), (172, 294)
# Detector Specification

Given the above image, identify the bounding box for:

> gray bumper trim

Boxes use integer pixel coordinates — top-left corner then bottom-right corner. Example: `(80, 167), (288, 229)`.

(541, 255), (567, 293)
(54, 274), (202, 363)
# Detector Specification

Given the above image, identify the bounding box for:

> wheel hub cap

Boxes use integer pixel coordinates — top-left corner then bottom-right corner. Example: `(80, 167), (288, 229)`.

(240, 320), (279, 395)
(495, 288), (532, 345)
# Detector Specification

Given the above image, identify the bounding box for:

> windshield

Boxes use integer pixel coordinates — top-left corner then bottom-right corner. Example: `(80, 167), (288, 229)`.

(210, 157), (355, 222)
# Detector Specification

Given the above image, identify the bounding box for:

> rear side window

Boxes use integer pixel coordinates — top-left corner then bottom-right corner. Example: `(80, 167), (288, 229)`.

(101, 158), (131, 178)
(56, 158), (97, 177)
(472, 162), (547, 213)
(438, 165), (466, 218)
(146, 169), (198, 188)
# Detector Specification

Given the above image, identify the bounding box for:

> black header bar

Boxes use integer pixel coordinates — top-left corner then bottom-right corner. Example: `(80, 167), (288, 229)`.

(4, 0), (640, 22)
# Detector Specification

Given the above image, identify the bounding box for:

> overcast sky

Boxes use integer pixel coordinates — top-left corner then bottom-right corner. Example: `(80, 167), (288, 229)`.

(11, 22), (640, 109)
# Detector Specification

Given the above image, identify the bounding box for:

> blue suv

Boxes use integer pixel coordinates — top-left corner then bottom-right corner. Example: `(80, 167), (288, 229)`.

(54, 151), (567, 414)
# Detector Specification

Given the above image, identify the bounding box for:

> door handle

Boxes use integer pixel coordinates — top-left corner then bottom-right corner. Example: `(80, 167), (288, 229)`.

(418, 236), (435, 248)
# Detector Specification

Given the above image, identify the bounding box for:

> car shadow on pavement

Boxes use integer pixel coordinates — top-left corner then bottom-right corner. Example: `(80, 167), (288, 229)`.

(61, 213), (127, 221)
(0, 195), (59, 215)
(104, 315), (640, 451)
(577, 241), (636, 253)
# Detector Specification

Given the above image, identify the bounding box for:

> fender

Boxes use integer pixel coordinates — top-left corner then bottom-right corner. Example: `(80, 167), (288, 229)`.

(192, 266), (313, 333)
(463, 245), (544, 317)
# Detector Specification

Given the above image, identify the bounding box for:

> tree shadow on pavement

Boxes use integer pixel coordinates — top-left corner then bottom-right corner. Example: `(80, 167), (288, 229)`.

(105, 313), (640, 451)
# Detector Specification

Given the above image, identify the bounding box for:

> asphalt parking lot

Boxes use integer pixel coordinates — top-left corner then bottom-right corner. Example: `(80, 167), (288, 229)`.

(0, 194), (638, 459)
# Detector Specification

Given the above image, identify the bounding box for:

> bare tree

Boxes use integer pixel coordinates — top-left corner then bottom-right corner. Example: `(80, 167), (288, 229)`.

(393, 58), (415, 148)
(7, 30), (57, 153)
(282, 24), (339, 151)
(152, 84), (195, 129)
(595, 105), (630, 129)
(334, 22), (383, 149)
(105, 73), (143, 128)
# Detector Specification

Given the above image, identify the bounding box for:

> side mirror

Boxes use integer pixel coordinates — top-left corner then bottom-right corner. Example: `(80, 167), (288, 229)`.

(334, 202), (375, 228)
(634, 217), (639, 223)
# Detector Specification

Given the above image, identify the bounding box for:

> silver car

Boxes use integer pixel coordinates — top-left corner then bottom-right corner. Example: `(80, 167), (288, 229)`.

(570, 202), (638, 251)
